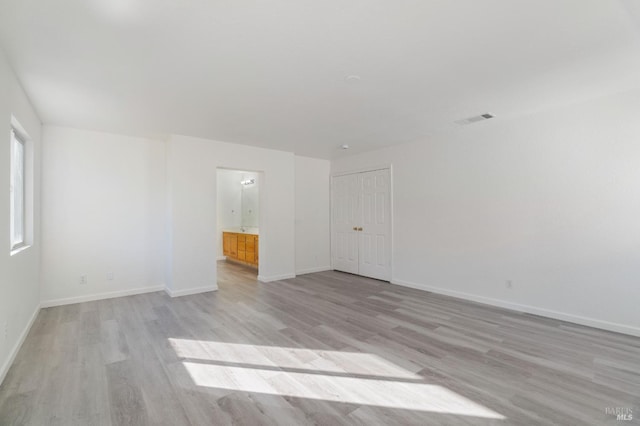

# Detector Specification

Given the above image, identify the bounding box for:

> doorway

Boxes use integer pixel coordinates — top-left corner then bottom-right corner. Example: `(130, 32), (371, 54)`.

(216, 168), (260, 278)
(331, 168), (392, 281)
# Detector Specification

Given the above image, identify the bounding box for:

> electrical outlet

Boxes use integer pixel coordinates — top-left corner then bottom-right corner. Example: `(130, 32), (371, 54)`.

(107, 272), (114, 281)
(506, 280), (513, 289)
(80, 275), (88, 285)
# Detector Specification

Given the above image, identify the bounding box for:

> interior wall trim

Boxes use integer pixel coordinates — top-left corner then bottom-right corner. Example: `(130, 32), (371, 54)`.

(258, 273), (296, 283)
(41, 285), (165, 308)
(391, 278), (640, 337)
(0, 303), (40, 386)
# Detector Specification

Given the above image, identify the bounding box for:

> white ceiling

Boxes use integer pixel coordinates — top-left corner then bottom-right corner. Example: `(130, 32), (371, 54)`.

(1, 0), (640, 158)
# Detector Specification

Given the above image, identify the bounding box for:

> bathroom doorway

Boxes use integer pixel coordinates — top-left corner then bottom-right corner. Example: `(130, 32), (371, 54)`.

(216, 168), (260, 279)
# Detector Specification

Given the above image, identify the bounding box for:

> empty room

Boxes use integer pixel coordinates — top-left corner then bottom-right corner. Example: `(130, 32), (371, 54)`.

(0, 1), (639, 425)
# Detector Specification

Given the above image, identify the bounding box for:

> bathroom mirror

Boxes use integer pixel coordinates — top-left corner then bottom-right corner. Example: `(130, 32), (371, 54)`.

(240, 174), (259, 228)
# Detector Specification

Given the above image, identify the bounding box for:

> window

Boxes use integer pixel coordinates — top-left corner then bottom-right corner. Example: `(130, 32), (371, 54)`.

(10, 129), (26, 251)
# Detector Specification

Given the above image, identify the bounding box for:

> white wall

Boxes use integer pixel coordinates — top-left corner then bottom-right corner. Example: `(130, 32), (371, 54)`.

(332, 89), (640, 336)
(295, 156), (331, 275)
(41, 127), (166, 305)
(0, 50), (42, 383)
(165, 135), (296, 294)
(39, 130), (332, 305)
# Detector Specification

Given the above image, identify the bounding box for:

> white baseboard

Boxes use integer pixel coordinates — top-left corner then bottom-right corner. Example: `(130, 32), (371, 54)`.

(41, 285), (165, 308)
(164, 285), (218, 298)
(295, 266), (332, 276)
(216, 256), (226, 261)
(258, 273), (296, 283)
(391, 278), (640, 337)
(0, 303), (40, 386)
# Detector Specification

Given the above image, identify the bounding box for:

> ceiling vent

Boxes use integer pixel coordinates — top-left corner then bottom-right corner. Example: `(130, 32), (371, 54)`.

(455, 113), (495, 126)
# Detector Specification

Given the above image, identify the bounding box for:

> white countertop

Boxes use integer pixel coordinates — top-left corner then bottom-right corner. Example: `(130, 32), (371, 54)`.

(223, 227), (259, 235)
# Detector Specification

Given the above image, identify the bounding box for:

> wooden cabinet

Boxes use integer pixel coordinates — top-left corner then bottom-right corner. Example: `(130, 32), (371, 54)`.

(222, 232), (258, 267)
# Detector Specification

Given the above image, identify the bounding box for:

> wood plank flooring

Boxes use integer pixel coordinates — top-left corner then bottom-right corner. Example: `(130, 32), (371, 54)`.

(1, 261), (639, 425)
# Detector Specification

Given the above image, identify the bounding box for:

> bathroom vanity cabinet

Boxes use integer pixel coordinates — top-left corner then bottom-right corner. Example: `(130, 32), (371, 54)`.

(223, 232), (259, 267)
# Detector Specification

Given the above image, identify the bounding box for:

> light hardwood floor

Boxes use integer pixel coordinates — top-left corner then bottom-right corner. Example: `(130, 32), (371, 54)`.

(0, 261), (638, 425)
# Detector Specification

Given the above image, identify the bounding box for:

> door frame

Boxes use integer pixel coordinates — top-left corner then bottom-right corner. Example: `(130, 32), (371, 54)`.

(330, 164), (394, 282)
(216, 166), (266, 279)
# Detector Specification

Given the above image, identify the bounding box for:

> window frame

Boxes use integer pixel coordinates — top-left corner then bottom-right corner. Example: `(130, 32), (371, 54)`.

(10, 128), (27, 252)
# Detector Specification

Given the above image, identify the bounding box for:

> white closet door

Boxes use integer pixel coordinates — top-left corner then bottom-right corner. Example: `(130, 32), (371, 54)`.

(331, 173), (360, 274)
(332, 168), (391, 281)
(358, 169), (391, 281)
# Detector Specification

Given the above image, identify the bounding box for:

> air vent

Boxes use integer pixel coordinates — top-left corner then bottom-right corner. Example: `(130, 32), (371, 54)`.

(455, 113), (495, 126)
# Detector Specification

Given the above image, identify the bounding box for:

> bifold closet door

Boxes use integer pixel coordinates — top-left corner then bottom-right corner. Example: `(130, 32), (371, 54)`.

(332, 169), (391, 281)
(358, 169), (391, 281)
(332, 173), (360, 274)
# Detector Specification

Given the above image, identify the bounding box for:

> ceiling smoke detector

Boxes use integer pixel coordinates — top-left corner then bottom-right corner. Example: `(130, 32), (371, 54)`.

(340, 144), (350, 150)
(455, 113), (495, 126)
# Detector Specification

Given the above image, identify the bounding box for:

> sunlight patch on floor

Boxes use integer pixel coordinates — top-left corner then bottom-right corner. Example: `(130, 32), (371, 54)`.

(170, 338), (505, 419)
(169, 338), (421, 379)
(182, 361), (505, 419)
